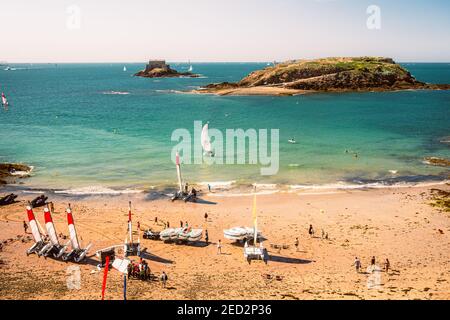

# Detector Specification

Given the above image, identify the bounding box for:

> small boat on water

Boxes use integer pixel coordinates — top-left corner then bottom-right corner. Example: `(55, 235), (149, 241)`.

(288, 138), (296, 144)
(188, 61), (193, 72)
(123, 66), (127, 72)
(1, 92), (9, 108)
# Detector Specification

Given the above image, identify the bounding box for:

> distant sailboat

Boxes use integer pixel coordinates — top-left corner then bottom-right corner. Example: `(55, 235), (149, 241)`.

(123, 66), (127, 72)
(188, 61), (193, 72)
(1, 92), (9, 109)
(201, 123), (214, 157)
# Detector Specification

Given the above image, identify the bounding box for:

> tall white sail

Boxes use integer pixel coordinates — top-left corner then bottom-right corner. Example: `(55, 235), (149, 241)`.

(44, 207), (59, 245)
(26, 206), (43, 243)
(201, 123), (212, 153)
(176, 152), (183, 193)
(66, 206), (80, 250)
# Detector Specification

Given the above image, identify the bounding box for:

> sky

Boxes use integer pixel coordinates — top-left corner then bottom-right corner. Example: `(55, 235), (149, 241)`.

(1, 0), (450, 62)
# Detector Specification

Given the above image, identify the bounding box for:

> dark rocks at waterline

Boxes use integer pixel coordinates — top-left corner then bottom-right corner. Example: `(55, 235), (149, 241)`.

(0, 163), (33, 185)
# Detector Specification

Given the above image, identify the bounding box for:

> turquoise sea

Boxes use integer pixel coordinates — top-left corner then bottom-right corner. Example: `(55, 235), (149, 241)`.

(0, 62), (449, 194)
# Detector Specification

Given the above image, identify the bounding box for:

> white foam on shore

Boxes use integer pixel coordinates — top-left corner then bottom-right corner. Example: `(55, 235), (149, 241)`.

(252, 183), (278, 189)
(198, 181), (236, 189)
(10, 166), (34, 177)
(102, 91), (130, 95)
(289, 180), (450, 192)
(54, 186), (143, 195)
(208, 190), (280, 197)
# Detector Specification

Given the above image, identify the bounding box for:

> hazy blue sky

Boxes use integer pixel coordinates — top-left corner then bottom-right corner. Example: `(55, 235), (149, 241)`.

(1, 0), (450, 62)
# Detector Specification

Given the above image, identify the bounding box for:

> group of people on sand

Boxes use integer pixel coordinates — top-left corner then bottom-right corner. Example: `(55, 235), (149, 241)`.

(353, 256), (391, 273)
(127, 258), (151, 281)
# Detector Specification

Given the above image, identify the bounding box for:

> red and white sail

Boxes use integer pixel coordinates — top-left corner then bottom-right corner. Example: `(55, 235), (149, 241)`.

(66, 207), (80, 250)
(1, 92), (8, 106)
(176, 152), (183, 193)
(26, 206), (43, 243)
(44, 207), (59, 245)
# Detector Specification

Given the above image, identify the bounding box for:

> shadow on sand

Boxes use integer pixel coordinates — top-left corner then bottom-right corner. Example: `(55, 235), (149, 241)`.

(267, 254), (314, 264)
(139, 248), (173, 264)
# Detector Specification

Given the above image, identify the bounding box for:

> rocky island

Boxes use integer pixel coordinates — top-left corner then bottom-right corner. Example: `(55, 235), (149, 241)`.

(134, 60), (199, 78)
(193, 57), (450, 96)
(0, 163), (32, 185)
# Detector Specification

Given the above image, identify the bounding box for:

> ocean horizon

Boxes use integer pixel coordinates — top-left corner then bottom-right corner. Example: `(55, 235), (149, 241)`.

(1, 62), (449, 195)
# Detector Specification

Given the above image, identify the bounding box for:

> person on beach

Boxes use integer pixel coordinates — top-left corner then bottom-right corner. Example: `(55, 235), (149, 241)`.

(127, 262), (133, 279)
(167, 221), (170, 228)
(205, 229), (209, 244)
(154, 217), (158, 223)
(353, 257), (362, 273)
(180, 220), (183, 228)
(384, 258), (390, 273)
(321, 229), (325, 239)
(204, 212), (208, 222)
(161, 271), (168, 288)
(308, 225), (315, 237)
(371, 256), (376, 266)
(294, 237), (299, 251)
(137, 221), (140, 231)
(208, 184), (211, 192)
(23, 221), (28, 234)
(217, 239), (222, 254)
(185, 221), (188, 227)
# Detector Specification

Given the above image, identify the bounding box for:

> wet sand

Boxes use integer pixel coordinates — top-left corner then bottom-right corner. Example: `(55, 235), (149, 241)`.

(0, 184), (449, 300)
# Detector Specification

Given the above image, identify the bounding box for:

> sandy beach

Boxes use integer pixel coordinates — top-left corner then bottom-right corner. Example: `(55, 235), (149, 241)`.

(0, 184), (449, 300)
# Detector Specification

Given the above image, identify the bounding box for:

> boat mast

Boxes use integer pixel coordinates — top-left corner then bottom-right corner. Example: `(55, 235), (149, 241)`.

(128, 201), (133, 244)
(176, 152), (183, 193)
(252, 188), (257, 245)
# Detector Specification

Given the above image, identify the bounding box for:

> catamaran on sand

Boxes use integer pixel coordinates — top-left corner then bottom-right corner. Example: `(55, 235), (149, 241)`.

(159, 227), (202, 243)
(38, 206), (68, 258)
(25, 206), (49, 256)
(62, 204), (92, 262)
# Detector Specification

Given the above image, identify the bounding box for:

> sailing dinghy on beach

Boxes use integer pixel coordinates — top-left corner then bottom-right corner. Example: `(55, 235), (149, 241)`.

(25, 206), (49, 256)
(38, 206), (69, 258)
(62, 204), (92, 262)
(124, 201), (140, 257)
(243, 190), (267, 263)
(171, 152), (197, 202)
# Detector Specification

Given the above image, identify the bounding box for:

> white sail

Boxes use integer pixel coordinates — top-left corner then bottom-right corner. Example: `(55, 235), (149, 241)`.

(67, 207), (80, 250)
(44, 207), (59, 245)
(26, 206), (43, 243)
(188, 65), (193, 72)
(1, 93), (8, 106)
(176, 152), (183, 193)
(201, 123), (212, 153)
(123, 66), (127, 72)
